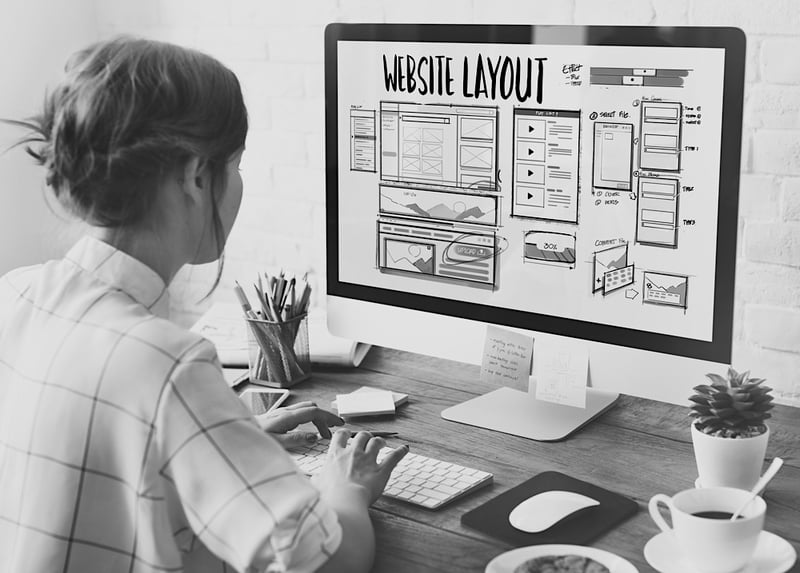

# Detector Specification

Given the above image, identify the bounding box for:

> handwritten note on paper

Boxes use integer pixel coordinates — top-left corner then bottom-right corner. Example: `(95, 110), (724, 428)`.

(533, 340), (588, 408)
(480, 325), (534, 391)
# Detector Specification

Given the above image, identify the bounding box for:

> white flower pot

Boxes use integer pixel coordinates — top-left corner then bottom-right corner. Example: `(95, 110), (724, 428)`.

(690, 423), (769, 490)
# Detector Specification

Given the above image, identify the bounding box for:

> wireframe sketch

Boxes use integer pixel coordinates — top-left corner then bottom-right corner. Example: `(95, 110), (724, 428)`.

(636, 177), (679, 248)
(523, 231), (576, 267)
(377, 219), (498, 286)
(639, 101), (682, 172)
(592, 244), (632, 294)
(593, 122), (633, 191)
(590, 67), (690, 87)
(380, 102), (498, 191)
(379, 184), (499, 226)
(512, 108), (581, 223)
(350, 109), (377, 172)
(643, 271), (688, 308)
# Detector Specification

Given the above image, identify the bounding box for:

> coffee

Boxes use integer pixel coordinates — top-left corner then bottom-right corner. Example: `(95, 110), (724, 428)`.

(691, 511), (740, 520)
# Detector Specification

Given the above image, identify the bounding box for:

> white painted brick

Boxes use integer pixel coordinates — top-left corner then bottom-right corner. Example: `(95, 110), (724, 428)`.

(731, 342), (800, 406)
(271, 166), (325, 203)
(760, 37), (800, 85)
(193, 27), (270, 63)
(690, 0), (800, 35)
(745, 305), (800, 353)
(234, 62), (306, 99)
(95, 0), (160, 31)
(266, 26), (326, 64)
(254, 129), (308, 166)
(735, 260), (800, 307)
(744, 84), (800, 130)
(738, 174), (781, 221)
(752, 130), (800, 175)
(653, 0), (690, 23)
(739, 128), (753, 174)
(744, 222), (800, 267)
(575, 0), (654, 24)
(384, 0), (474, 23)
(473, 0), (573, 24)
(335, 2), (386, 23)
(744, 36), (760, 84)
(306, 134), (325, 169)
(231, 0), (339, 27)
(303, 64), (325, 101)
(158, 0), (230, 27)
(133, 27), (198, 48)
(784, 177), (800, 221)
(270, 97), (325, 134)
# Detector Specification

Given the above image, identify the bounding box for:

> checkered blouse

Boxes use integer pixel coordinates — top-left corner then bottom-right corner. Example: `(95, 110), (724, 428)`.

(0, 236), (341, 573)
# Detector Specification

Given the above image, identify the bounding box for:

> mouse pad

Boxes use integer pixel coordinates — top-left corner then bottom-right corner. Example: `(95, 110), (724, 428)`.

(461, 471), (638, 546)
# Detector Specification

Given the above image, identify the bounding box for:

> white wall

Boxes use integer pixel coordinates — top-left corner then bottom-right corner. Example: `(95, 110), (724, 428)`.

(3, 0), (798, 406)
(0, 0), (97, 273)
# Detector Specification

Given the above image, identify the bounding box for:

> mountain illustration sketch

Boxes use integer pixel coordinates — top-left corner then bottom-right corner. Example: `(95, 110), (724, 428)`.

(381, 193), (493, 222)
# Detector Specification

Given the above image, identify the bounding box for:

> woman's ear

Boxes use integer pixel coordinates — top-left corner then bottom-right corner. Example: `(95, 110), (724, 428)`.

(179, 157), (210, 205)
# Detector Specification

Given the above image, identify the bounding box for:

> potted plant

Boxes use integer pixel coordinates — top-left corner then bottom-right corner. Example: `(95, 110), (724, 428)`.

(689, 367), (775, 490)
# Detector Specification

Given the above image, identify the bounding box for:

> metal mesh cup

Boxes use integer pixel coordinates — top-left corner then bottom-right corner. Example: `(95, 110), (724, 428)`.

(245, 314), (311, 388)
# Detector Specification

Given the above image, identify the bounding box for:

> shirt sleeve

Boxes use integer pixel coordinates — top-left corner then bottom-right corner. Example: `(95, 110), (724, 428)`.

(153, 338), (342, 573)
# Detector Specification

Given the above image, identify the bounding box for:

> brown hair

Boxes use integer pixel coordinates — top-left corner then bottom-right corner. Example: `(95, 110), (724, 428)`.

(9, 36), (248, 290)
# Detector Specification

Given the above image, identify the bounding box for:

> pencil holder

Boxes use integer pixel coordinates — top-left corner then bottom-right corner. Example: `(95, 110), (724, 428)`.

(245, 314), (311, 388)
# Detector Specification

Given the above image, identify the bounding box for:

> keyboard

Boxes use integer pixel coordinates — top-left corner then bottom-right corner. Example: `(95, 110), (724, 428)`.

(290, 439), (493, 509)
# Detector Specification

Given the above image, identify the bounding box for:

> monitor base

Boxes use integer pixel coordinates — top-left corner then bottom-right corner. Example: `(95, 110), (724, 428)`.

(441, 386), (619, 442)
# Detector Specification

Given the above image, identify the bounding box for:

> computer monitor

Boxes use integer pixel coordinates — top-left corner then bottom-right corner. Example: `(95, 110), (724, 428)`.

(324, 24), (745, 440)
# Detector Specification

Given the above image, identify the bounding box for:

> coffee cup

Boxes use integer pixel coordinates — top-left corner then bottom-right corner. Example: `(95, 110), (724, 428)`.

(648, 487), (765, 573)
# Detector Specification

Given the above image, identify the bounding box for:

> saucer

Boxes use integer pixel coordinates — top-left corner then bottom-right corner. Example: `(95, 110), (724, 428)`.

(643, 530), (796, 573)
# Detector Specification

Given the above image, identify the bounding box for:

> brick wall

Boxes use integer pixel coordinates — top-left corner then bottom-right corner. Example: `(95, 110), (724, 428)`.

(94, 0), (800, 405)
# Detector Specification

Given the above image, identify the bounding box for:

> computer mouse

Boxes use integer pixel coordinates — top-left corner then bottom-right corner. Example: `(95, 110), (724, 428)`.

(508, 490), (600, 533)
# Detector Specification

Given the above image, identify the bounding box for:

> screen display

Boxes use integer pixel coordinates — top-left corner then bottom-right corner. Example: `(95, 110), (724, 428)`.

(327, 26), (743, 361)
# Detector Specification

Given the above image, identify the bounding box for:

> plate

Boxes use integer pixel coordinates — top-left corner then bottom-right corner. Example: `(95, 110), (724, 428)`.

(643, 530), (796, 573)
(485, 544), (638, 573)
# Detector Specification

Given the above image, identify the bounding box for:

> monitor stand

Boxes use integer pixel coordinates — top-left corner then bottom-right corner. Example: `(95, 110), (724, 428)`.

(441, 386), (619, 442)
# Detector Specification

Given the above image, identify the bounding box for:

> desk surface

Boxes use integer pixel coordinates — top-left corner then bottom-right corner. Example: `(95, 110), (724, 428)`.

(288, 347), (800, 573)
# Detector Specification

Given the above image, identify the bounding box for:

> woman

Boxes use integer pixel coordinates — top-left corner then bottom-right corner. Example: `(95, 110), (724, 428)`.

(0, 37), (407, 573)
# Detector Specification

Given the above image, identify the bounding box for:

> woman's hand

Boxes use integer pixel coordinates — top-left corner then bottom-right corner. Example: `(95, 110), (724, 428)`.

(312, 429), (409, 506)
(255, 401), (344, 449)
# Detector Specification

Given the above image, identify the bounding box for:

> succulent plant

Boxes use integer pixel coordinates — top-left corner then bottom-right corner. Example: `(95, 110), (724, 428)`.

(689, 367), (774, 438)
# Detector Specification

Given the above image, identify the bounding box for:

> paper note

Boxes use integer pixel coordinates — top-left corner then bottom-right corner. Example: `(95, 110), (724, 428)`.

(480, 325), (534, 391)
(533, 340), (588, 408)
(335, 390), (396, 417)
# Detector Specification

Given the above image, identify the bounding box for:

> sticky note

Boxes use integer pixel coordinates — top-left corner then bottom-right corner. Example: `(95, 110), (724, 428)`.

(331, 386), (408, 410)
(480, 325), (534, 391)
(532, 340), (588, 408)
(335, 390), (396, 417)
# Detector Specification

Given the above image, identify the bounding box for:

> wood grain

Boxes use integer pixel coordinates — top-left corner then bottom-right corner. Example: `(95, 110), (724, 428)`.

(296, 347), (800, 572)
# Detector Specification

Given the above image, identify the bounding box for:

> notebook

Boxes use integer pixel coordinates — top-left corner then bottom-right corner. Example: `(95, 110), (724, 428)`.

(461, 471), (638, 546)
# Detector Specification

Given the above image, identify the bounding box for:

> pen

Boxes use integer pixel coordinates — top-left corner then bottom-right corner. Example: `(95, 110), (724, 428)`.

(233, 281), (256, 319)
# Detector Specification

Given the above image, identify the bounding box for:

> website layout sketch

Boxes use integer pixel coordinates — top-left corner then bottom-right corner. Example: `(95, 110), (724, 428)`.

(512, 109), (581, 223)
(380, 102), (498, 191)
(590, 67), (690, 88)
(377, 102), (501, 288)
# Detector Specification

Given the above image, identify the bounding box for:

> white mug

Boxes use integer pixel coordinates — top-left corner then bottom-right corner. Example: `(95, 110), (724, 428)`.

(648, 487), (765, 573)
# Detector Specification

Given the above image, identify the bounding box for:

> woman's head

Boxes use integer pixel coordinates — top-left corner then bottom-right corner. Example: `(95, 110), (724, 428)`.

(17, 35), (248, 235)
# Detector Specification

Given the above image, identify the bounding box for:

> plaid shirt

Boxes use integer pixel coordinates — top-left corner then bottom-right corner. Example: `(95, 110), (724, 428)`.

(0, 236), (341, 573)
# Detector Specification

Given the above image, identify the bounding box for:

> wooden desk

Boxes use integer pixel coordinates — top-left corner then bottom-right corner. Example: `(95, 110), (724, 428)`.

(291, 347), (800, 573)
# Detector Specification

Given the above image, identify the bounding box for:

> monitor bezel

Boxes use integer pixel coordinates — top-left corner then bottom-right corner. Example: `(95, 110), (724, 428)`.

(325, 24), (745, 363)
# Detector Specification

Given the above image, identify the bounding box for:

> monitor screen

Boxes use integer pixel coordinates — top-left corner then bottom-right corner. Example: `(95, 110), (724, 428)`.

(325, 24), (744, 367)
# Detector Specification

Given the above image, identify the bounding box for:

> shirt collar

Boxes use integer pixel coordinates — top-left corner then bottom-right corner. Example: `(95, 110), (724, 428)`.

(66, 236), (170, 319)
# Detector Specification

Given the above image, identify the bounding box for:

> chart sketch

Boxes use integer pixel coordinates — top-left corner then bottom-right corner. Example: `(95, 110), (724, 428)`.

(512, 108), (581, 223)
(590, 67), (690, 88)
(636, 177), (679, 248)
(350, 108), (377, 172)
(523, 231), (576, 267)
(643, 271), (688, 309)
(593, 122), (633, 191)
(592, 244), (633, 295)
